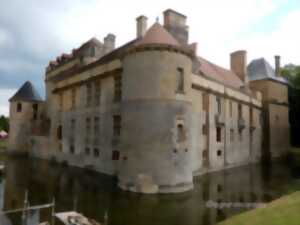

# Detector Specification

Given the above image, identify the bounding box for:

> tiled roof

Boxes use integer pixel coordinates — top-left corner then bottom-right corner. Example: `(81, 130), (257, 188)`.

(9, 81), (43, 102)
(195, 56), (244, 88)
(136, 23), (180, 46)
(247, 58), (288, 84)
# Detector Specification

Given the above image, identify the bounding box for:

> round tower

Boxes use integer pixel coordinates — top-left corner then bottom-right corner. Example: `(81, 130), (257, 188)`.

(118, 23), (194, 193)
(9, 81), (43, 154)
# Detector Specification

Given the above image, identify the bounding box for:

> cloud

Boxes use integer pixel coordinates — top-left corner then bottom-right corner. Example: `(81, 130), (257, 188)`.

(0, 0), (298, 116)
(0, 89), (16, 116)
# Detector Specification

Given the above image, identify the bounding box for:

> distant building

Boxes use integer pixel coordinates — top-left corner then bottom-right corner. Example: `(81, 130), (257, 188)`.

(8, 9), (290, 193)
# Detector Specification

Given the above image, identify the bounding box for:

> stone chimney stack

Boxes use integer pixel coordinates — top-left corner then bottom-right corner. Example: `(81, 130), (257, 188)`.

(230, 50), (248, 84)
(104, 34), (116, 54)
(275, 55), (281, 77)
(163, 9), (189, 44)
(136, 15), (148, 38)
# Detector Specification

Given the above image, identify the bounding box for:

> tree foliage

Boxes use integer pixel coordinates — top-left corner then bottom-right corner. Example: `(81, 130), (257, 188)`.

(0, 116), (9, 132)
(281, 64), (300, 89)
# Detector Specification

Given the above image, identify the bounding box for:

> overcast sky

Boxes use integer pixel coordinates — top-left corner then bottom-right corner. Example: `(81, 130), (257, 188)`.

(0, 0), (299, 116)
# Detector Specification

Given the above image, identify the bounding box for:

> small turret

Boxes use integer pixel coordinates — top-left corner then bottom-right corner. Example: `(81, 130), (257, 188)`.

(9, 81), (44, 154)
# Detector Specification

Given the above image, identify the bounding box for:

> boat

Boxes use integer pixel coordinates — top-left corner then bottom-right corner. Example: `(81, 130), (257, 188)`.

(55, 211), (103, 225)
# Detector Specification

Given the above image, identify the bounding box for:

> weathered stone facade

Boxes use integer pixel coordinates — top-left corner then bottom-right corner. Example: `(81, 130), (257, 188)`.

(9, 9), (290, 193)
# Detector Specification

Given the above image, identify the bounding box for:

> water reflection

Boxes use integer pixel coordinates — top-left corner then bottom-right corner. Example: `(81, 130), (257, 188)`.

(1, 156), (299, 225)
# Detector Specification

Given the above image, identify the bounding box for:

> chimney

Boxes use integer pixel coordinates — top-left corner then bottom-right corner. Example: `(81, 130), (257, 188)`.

(230, 50), (248, 84)
(275, 55), (281, 77)
(104, 34), (116, 53)
(163, 9), (189, 44)
(136, 15), (148, 38)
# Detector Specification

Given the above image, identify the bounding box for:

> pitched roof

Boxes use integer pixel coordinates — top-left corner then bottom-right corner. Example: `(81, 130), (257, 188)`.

(195, 56), (244, 88)
(247, 58), (288, 84)
(136, 23), (180, 46)
(9, 81), (43, 102)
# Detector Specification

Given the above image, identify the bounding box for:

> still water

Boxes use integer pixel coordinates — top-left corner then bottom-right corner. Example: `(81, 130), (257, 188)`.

(1, 155), (300, 225)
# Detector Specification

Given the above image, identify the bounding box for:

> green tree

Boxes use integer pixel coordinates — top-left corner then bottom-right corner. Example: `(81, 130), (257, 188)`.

(0, 116), (9, 132)
(281, 64), (300, 89)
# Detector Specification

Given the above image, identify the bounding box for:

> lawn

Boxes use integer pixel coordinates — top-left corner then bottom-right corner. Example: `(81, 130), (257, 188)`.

(218, 191), (300, 225)
(0, 139), (8, 150)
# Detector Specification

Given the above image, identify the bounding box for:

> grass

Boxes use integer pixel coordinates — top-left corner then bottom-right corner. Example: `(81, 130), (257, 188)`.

(0, 139), (8, 150)
(218, 192), (300, 225)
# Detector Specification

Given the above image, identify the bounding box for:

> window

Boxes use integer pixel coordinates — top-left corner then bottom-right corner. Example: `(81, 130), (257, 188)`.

(238, 104), (242, 119)
(202, 124), (207, 135)
(229, 101), (233, 117)
(216, 97), (221, 114)
(239, 130), (243, 142)
(71, 119), (76, 131)
(86, 118), (91, 134)
(216, 127), (222, 142)
(86, 83), (92, 107)
(176, 67), (184, 93)
(17, 103), (22, 112)
(57, 125), (62, 140)
(32, 104), (38, 120)
(94, 80), (101, 106)
(202, 93), (209, 112)
(59, 93), (63, 111)
(94, 117), (100, 135)
(113, 115), (121, 137)
(112, 150), (120, 160)
(85, 148), (90, 155)
(71, 88), (76, 109)
(217, 150), (222, 157)
(177, 124), (186, 142)
(230, 129), (234, 142)
(70, 145), (75, 154)
(94, 148), (100, 157)
(250, 107), (253, 124)
(114, 75), (122, 102)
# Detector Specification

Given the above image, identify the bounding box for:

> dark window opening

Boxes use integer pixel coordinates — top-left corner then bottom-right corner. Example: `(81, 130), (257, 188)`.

(85, 148), (90, 155)
(17, 103), (22, 112)
(86, 83), (92, 107)
(94, 148), (100, 157)
(94, 80), (101, 106)
(71, 88), (76, 109)
(216, 97), (221, 114)
(238, 104), (242, 119)
(57, 126), (62, 140)
(94, 117), (100, 135)
(217, 150), (222, 157)
(70, 145), (75, 154)
(230, 129), (234, 142)
(112, 150), (120, 160)
(229, 101), (233, 117)
(216, 127), (222, 142)
(33, 104), (38, 120)
(113, 115), (121, 137)
(176, 67), (184, 93)
(114, 75), (122, 102)
(202, 124), (207, 135)
(177, 124), (186, 142)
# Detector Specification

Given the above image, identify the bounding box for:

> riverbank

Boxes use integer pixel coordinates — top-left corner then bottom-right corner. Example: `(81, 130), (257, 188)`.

(218, 191), (300, 225)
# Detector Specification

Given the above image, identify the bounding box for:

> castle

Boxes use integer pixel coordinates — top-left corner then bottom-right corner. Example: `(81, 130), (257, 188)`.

(8, 9), (290, 193)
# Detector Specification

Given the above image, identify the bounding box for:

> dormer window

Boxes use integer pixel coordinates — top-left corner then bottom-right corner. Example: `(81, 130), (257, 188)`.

(176, 67), (184, 93)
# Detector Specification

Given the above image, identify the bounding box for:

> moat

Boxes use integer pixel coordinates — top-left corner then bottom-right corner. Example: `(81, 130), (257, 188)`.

(1, 155), (300, 225)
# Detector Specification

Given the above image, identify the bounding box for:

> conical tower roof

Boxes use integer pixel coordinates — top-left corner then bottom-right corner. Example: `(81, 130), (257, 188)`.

(9, 81), (43, 102)
(136, 23), (180, 46)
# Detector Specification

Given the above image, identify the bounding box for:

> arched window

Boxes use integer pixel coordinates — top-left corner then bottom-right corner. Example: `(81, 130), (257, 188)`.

(17, 103), (22, 112)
